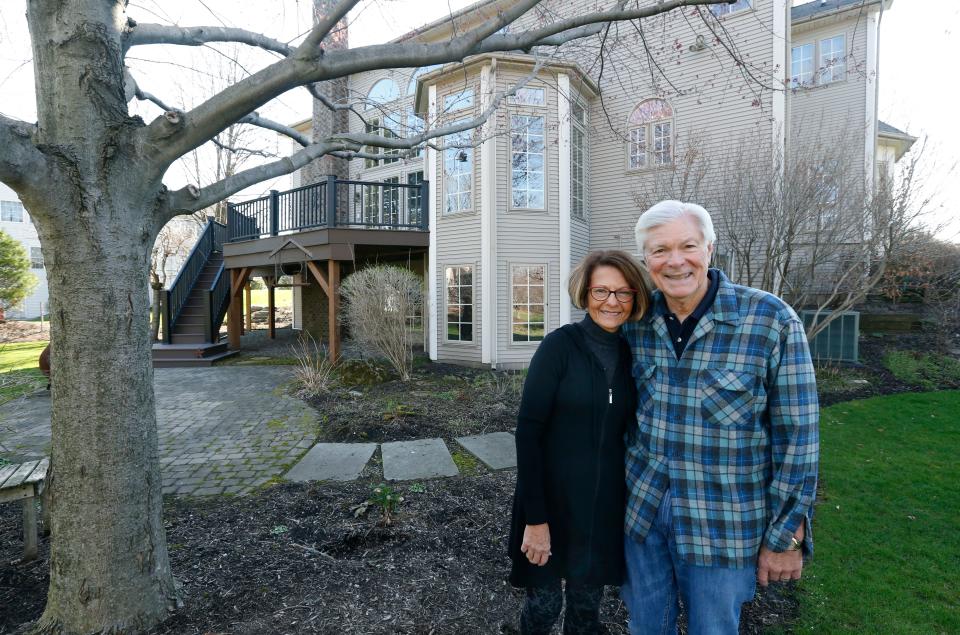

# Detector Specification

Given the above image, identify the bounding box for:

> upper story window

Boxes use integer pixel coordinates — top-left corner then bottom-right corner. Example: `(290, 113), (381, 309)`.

(511, 115), (545, 210)
(628, 99), (673, 169)
(443, 121), (473, 214)
(819, 34), (846, 84)
(571, 101), (588, 221)
(791, 35), (846, 88)
(709, 0), (751, 18)
(1, 200), (24, 223)
(509, 87), (546, 106)
(791, 43), (815, 87)
(443, 88), (474, 112)
(366, 79), (400, 109)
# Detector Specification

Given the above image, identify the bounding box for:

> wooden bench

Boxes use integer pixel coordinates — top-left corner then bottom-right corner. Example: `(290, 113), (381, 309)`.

(0, 458), (49, 561)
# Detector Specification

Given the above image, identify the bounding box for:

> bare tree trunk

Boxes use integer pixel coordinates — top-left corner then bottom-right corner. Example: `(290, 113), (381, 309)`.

(24, 3), (176, 631)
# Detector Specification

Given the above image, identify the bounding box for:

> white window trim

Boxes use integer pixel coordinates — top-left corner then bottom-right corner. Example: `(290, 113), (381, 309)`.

(508, 262), (548, 347)
(443, 263), (477, 346)
(709, 0), (752, 19)
(508, 112), (548, 212)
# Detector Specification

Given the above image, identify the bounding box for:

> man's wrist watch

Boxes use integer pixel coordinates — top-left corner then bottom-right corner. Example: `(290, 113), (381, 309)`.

(787, 535), (803, 551)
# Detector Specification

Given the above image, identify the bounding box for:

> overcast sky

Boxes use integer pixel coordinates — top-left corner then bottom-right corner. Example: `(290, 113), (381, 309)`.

(0, 0), (955, 239)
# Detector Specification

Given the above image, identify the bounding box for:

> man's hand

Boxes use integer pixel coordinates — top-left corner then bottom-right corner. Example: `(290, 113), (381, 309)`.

(521, 523), (551, 566)
(757, 546), (803, 586)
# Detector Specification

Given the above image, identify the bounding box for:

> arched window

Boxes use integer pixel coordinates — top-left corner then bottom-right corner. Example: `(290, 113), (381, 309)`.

(628, 99), (673, 169)
(407, 65), (440, 95)
(366, 79), (400, 109)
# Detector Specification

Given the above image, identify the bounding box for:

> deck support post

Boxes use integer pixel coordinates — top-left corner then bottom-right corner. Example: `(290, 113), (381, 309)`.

(23, 498), (37, 561)
(228, 268), (251, 350)
(267, 277), (276, 340)
(244, 281), (252, 332)
(328, 259), (340, 361)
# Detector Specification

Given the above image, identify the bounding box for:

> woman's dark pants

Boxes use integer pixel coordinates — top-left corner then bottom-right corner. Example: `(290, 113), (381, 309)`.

(520, 581), (606, 634)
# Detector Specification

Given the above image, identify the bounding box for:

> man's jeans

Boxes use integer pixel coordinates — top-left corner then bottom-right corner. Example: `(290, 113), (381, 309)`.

(621, 491), (756, 635)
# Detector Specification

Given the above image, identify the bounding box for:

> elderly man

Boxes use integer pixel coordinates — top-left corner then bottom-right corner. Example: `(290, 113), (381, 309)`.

(620, 200), (819, 635)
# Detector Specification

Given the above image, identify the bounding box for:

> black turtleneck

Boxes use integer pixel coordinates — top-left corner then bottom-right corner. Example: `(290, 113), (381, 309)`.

(576, 314), (622, 386)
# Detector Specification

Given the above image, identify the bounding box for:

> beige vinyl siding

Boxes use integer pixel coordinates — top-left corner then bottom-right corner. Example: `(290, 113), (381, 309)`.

(789, 16), (870, 186)
(493, 67), (563, 367)
(433, 74), (484, 364)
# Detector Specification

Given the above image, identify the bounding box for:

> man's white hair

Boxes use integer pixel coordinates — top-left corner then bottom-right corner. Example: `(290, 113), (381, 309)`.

(634, 200), (716, 258)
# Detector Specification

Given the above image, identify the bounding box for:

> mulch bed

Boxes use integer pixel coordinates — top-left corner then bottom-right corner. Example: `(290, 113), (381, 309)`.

(310, 362), (522, 443)
(3, 330), (955, 634)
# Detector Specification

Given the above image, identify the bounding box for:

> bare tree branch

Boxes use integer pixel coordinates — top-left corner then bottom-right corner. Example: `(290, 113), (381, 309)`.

(297, 0), (360, 55)
(167, 140), (361, 214)
(0, 115), (57, 194)
(124, 22), (293, 56)
(238, 112), (310, 146)
(140, 0), (723, 175)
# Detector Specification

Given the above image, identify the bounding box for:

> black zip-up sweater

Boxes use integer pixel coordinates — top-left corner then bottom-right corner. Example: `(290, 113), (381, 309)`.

(508, 321), (636, 588)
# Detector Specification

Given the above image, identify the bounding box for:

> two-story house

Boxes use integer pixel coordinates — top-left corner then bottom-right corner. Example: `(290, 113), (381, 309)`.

(209, 0), (914, 369)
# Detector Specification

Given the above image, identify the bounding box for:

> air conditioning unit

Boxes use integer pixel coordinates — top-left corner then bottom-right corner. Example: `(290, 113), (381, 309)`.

(800, 310), (859, 363)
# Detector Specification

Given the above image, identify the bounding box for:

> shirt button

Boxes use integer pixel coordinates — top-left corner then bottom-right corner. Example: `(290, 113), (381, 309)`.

(676, 337), (682, 342)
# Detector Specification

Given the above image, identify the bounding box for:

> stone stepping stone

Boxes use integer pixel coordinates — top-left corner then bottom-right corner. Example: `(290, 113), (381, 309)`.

(455, 432), (517, 470)
(285, 443), (377, 482)
(381, 438), (458, 481)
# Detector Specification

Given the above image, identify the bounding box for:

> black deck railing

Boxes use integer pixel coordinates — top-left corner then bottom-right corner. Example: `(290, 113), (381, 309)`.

(206, 265), (230, 343)
(226, 176), (429, 242)
(163, 217), (227, 344)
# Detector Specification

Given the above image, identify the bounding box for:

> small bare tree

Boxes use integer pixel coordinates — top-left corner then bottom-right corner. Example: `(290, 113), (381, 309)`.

(634, 127), (938, 339)
(341, 265), (423, 381)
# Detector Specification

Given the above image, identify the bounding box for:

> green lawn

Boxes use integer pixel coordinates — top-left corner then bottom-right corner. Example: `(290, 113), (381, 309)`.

(0, 340), (49, 404)
(798, 391), (960, 634)
(248, 288), (293, 309)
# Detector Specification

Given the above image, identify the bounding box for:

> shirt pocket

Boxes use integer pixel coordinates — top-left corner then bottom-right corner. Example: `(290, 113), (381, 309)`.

(632, 361), (657, 411)
(699, 368), (761, 429)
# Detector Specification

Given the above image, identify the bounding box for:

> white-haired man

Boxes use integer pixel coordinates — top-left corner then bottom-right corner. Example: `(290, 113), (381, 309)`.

(620, 200), (819, 634)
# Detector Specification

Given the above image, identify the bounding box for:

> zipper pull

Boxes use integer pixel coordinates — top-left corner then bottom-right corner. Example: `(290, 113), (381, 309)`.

(609, 388), (613, 404)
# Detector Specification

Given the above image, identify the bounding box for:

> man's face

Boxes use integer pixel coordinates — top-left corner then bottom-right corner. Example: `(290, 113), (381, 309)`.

(643, 215), (714, 309)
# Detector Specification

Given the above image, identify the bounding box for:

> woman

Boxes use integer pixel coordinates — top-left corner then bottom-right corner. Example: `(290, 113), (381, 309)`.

(509, 250), (650, 634)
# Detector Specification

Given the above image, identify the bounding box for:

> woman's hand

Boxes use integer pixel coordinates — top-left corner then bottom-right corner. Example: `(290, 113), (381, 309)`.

(520, 523), (551, 566)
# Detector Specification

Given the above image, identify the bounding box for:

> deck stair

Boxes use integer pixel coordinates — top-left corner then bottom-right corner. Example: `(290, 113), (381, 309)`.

(152, 219), (235, 367)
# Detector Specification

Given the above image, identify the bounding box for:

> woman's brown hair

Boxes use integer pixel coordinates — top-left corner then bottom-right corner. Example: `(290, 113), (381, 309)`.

(567, 250), (650, 321)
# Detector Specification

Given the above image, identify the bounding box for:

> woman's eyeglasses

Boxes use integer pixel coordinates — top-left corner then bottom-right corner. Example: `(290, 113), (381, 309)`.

(589, 287), (636, 303)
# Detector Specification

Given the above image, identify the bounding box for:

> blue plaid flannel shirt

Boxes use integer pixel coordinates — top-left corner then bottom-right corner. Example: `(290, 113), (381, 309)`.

(622, 270), (819, 568)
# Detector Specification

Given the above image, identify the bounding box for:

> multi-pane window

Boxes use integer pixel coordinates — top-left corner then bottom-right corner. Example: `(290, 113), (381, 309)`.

(571, 102), (587, 221)
(363, 117), (399, 169)
(628, 99), (673, 169)
(510, 87), (546, 106)
(512, 265), (546, 342)
(30, 247), (44, 269)
(444, 88), (474, 112)
(407, 65), (440, 95)
(511, 115), (545, 209)
(445, 265), (473, 342)
(791, 43), (815, 87)
(443, 122), (472, 214)
(1, 200), (24, 222)
(407, 171), (424, 226)
(709, 0), (751, 18)
(363, 177), (400, 225)
(820, 35), (846, 83)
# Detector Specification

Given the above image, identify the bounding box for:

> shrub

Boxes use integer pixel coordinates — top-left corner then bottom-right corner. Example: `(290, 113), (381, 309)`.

(341, 265), (423, 381)
(289, 332), (336, 398)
